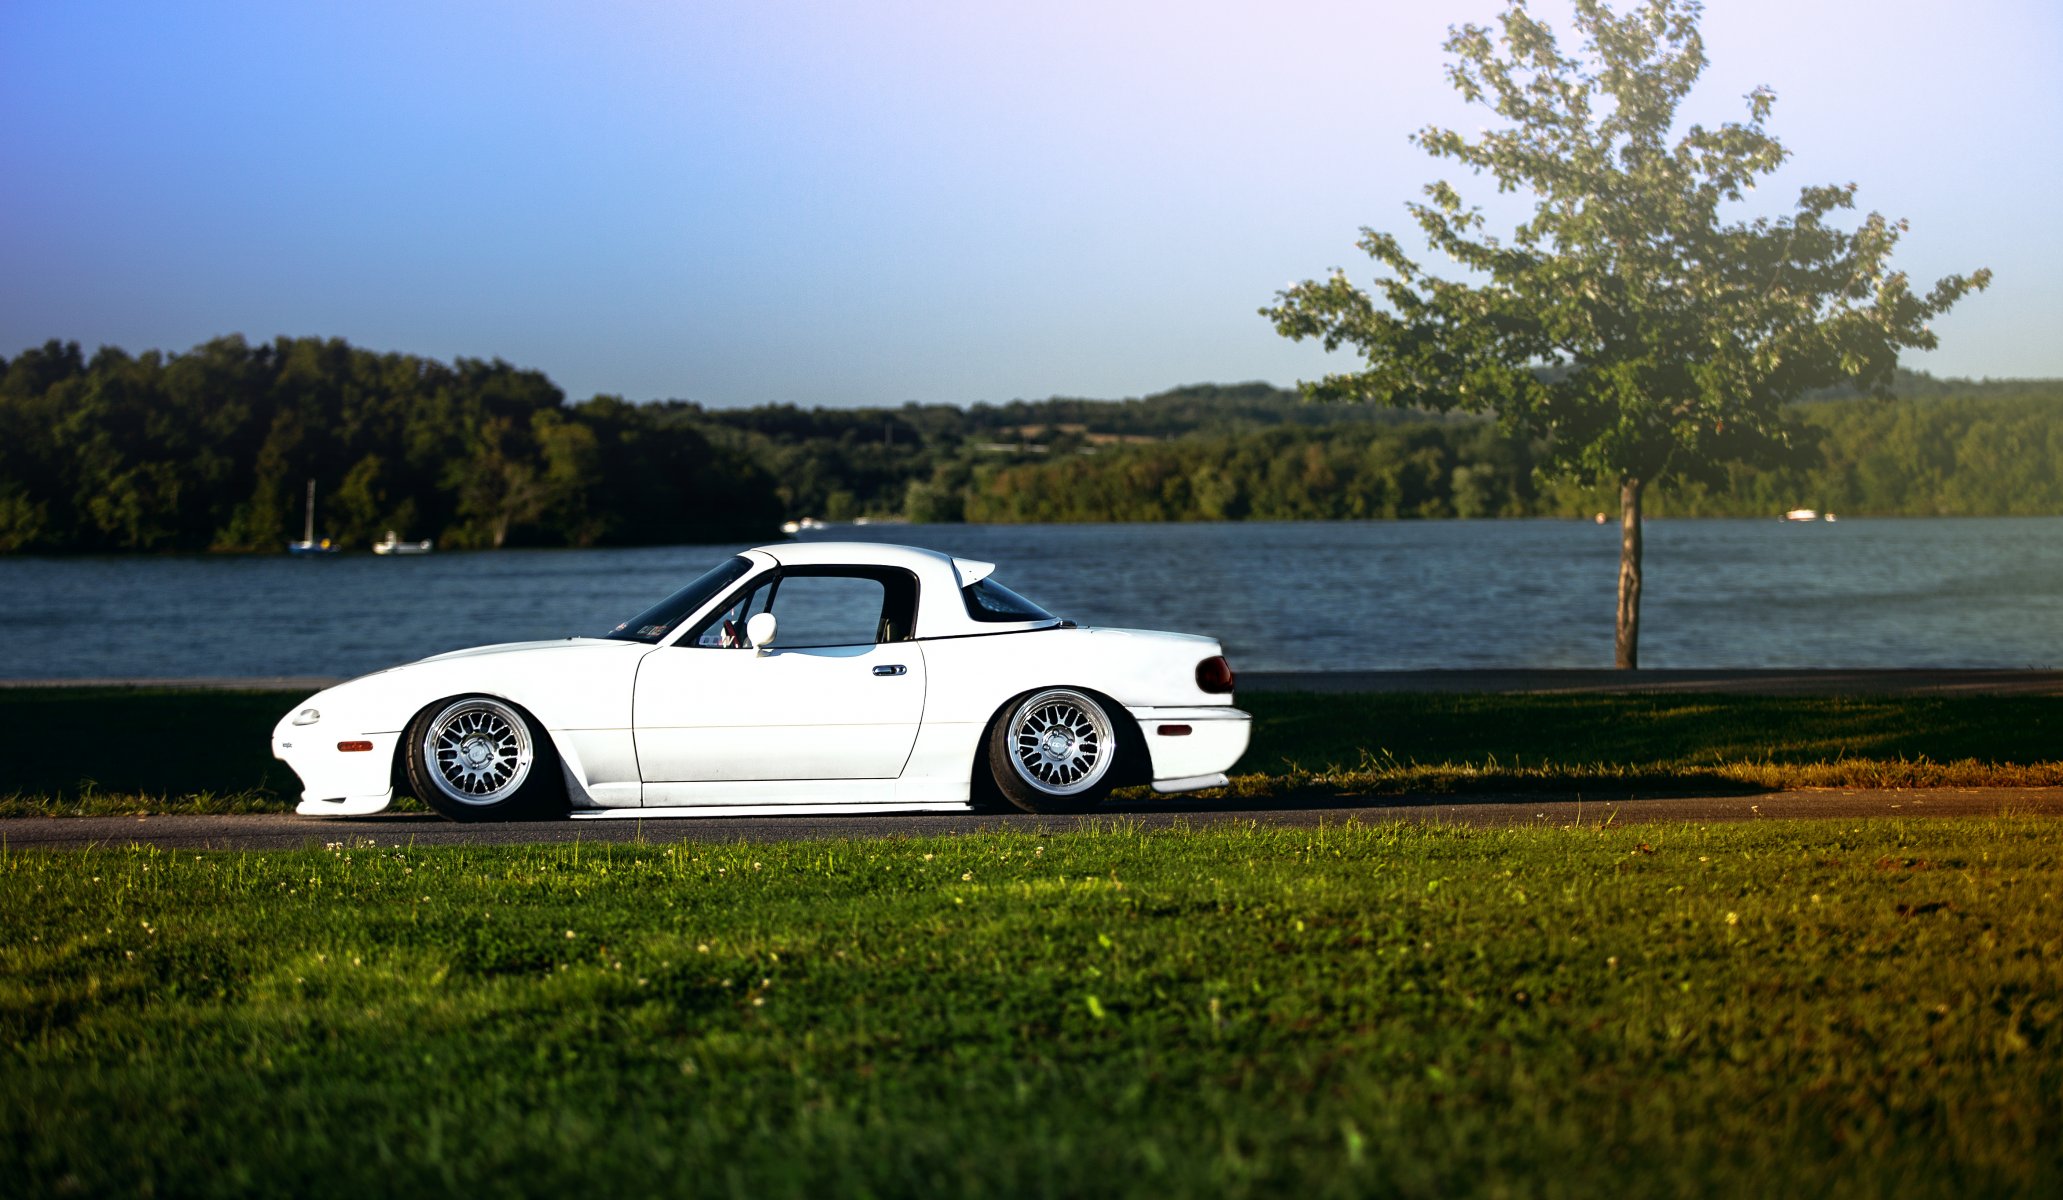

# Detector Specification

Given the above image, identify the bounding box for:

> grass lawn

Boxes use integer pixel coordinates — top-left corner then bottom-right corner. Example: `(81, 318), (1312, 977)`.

(4, 819), (2060, 1197)
(2, 688), (2059, 816)
(1233, 691), (2063, 799)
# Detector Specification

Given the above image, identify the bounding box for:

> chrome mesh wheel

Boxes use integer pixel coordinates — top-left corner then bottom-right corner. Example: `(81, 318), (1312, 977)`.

(1007, 688), (1114, 796)
(421, 697), (533, 805)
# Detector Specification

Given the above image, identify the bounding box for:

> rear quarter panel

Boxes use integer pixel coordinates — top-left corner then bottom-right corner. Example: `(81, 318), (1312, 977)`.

(899, 626), (1238, 793)
(923, 627), (1231, 715)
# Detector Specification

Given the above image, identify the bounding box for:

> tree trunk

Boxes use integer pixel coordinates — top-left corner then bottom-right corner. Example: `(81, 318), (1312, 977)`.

(1615, 476), (1644, 669)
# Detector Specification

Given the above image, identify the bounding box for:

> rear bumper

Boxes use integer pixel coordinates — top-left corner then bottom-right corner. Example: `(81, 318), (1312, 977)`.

(1126, 705), (1250, 786)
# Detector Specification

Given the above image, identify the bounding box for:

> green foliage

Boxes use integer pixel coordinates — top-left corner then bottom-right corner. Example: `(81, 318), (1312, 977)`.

(959, 386), (2063, 522)
(678, 381), (1462, 521)
(4, 821), (2061, 1196)
(0, 336), (782, 552)
(1260, 0), (1993, 665)
(965, 423), (1531, 521)
(4, 327), (2054, 554)
(1262, 0), (1989, 490)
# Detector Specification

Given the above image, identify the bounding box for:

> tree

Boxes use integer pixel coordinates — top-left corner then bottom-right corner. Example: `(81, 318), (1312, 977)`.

(1263, 0), (1989, 667)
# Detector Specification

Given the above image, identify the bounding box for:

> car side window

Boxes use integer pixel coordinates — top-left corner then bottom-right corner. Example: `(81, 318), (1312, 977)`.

(761, 575), (888, 648)
(689, 579), (774, 648)
(683, 568), (918, 648)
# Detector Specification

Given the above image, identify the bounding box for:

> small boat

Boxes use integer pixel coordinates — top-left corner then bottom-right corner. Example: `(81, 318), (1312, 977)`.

(780, 517), (828, 535)
(373, 531), (434, 556)
(287, 479), (340, 555)
(1781, 508), (1820, 522)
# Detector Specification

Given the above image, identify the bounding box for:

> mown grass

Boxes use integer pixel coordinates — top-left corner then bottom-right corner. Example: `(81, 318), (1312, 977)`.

(1, 688), (2059, 816)
(3, 819), (2060, 1197)
(1224, 691), (2063, 802)
(0, 688), (405, 816)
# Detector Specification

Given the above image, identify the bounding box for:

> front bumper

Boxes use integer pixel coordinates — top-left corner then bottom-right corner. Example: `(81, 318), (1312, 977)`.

(295, 791), (396, 817)
(272, 716), (399, 817)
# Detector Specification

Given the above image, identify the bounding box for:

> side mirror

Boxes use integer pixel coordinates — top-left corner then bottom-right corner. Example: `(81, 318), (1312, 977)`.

(746, 612), (778, 655)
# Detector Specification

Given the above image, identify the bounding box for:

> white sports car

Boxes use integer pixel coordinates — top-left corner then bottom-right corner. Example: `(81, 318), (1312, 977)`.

(273, 542), (1251, 821)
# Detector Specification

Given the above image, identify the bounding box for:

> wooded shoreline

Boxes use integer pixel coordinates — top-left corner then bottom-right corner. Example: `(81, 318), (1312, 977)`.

(4, 335), (2058, 554)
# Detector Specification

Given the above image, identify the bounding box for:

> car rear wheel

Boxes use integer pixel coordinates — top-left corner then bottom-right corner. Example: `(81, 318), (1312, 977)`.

(987, 687), (1123, 814)
(403, 696), (563, 821)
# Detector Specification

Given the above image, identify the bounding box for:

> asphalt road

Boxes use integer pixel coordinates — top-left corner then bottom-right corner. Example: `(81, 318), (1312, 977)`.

(6, 787), (2056, 851)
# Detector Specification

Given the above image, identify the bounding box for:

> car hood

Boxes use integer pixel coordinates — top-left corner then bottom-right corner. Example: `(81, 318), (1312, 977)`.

(411, 637), (632, 665)
(290, 637), (645, 734)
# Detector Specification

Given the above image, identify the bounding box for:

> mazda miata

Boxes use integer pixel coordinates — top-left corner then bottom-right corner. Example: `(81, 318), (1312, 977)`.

(274, 542), (1250, 820)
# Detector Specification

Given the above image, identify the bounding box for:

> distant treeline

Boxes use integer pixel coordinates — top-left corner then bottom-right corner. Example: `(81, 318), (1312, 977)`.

(0, 336), (780, 552)
(957, 386), (2063, 522)
(2, 335), (2058, 553)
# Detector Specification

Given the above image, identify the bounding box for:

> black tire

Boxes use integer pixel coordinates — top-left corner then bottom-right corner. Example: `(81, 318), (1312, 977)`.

(967, 708), (1013, 813)
(402, 695), (564, 821)
(985, 687), (1125, 814)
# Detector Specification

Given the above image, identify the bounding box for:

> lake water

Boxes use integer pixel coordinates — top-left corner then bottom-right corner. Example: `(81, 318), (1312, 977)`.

(1, 518), (2059, 679)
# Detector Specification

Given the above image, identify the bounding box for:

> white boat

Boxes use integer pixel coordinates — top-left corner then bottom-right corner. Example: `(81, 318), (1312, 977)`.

(1781, 508), (1820, 522)
(373, 530), (434, 556)
(286, 478), (339, 555)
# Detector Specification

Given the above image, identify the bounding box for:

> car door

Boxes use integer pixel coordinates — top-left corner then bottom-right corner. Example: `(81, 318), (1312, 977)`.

(631, 568), (926, 786)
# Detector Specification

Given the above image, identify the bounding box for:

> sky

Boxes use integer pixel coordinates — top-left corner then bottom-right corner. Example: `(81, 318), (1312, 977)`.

(2, 0), (2058, 408)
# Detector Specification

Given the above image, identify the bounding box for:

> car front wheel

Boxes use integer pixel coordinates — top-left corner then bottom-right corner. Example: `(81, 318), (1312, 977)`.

(403, 695), (563, 821)
(987, 687), (1123, 814)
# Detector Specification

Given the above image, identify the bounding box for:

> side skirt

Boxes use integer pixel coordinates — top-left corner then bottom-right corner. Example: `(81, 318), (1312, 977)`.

(1151, 773), (1230, 794)
(572, 801), (976, 820)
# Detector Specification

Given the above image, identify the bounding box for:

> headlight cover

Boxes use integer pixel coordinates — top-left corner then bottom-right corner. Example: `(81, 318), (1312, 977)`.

(292, 707), (321, 726)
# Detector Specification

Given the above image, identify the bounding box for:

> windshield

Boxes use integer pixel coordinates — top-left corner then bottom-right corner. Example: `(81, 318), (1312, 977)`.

(962, 577), (1055, 623)
(603, 556), (755, 643)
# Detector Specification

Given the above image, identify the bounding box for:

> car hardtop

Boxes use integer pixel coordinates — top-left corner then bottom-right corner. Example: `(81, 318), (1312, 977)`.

(730, 541), (1059, 640)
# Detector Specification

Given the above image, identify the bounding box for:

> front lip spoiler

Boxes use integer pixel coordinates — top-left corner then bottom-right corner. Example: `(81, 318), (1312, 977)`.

(295, 791), (394, 817)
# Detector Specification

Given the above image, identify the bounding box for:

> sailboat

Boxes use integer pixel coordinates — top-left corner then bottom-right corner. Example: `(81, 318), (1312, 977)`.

(286, 478), (339, 555)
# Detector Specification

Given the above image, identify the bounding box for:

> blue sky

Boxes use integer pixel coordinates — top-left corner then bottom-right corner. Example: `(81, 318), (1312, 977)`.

(2, 0), (2057, 408)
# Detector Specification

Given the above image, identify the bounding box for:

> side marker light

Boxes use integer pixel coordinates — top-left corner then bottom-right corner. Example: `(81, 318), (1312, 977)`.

(337, 741), (373, 753)
(1157, 724), (1192, 736)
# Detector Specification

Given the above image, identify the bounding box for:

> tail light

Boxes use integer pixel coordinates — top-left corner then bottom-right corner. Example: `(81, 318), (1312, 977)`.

(1195, 655), (1235, 694)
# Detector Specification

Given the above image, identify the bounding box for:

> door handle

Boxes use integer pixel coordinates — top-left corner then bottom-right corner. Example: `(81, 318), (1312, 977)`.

(873, 664), (907, 676)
